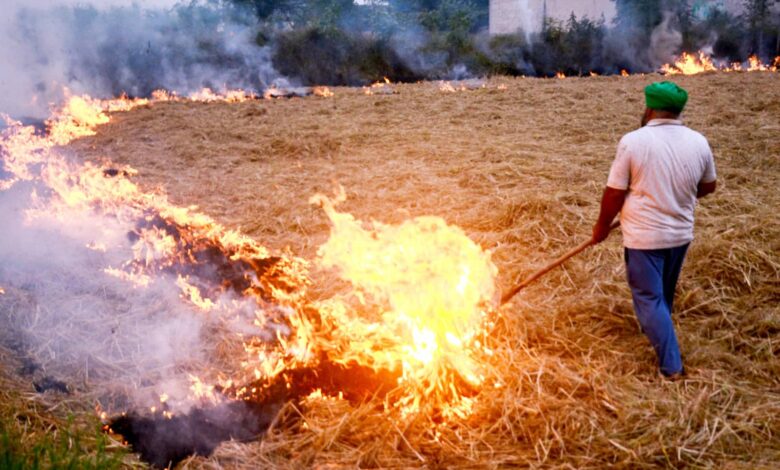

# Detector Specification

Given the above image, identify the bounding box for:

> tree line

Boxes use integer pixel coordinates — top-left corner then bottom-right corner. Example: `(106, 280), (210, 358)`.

(227, 0), (780, 83)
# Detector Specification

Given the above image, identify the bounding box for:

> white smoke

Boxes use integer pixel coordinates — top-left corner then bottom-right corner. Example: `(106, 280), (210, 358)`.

(0, 181), (201, 408)
(648, 13), (683, 66)
(0, 120), (292, 411)
(0, 0), (281, 118)
(517, 0), (535, 40)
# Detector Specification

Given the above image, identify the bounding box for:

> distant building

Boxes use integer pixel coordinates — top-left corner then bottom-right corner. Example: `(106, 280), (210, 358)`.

(489, 0), (615, 36)
(488, 0), (746, 36)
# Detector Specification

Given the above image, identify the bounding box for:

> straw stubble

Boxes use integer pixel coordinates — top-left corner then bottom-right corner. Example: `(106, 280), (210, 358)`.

(43, 72), (780, 467)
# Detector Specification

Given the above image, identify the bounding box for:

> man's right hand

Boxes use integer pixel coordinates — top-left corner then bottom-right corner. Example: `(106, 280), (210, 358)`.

(592, 222), (612, 244)
(592, 186), (628, 244)
(697, 180), (717, 199)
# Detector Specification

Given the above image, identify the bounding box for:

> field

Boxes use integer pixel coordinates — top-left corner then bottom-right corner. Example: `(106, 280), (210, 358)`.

(4, 72), (780, 468)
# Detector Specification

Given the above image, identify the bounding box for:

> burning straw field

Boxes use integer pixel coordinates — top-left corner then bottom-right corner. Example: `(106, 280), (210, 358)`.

(1, 71), (779, 469)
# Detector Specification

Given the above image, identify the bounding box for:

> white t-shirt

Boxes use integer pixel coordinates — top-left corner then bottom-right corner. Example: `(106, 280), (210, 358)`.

(607, 119), (716, 250)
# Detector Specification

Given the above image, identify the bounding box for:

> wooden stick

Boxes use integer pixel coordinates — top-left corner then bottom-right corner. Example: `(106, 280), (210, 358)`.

(500, 221), (620, 305)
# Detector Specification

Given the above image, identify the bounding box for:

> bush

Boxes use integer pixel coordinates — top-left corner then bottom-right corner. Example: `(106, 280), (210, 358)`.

(272, 26), (419, 85)
(485, 33), (531, 75)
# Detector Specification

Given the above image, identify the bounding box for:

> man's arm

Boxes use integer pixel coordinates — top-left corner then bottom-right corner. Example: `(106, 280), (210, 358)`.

(592, 186), (628, 243)
(697, 180), (716, 199)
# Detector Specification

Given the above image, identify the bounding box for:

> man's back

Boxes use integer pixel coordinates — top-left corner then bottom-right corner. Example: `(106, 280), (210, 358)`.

(592, 80), (717, 379)
(607, 119), (716, 250)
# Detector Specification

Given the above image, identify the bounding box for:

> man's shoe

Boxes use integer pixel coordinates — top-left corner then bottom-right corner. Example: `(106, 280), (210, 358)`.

(662, 367), (686, 381)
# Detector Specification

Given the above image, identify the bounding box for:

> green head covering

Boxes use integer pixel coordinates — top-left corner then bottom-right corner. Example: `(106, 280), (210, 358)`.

(645, 81), (688, 113)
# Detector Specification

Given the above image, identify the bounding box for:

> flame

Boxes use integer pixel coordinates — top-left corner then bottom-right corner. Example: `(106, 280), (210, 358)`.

(661, 51), (779, 75)
(176, 275), (216, 311)
(189, 87), (255, 102)
(661, 51), (717, 75)
(745, 54), (775, 72)
(312, 86), (334, 98)
(1, 87), (312, 414)
(189, 375), (220, 402)
(621, 69), (629, 77)
(309, 188), (497, 415)
(555, 72), (566, 79)
(440, 81), (457, 93)
(364, 77), (395, 95)
(725, 61), (744, 72)
(3, 85), (501, 423)
(438, 80), (488, 93)
(589, 71), (599, 77)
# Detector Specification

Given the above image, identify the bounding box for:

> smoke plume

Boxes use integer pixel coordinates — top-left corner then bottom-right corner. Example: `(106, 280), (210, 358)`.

(0, 108), (301, 412)
(0, 0), (282, 119)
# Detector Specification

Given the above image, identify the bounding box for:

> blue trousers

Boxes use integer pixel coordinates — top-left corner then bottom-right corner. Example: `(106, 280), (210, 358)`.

(624, 243), (689, 376)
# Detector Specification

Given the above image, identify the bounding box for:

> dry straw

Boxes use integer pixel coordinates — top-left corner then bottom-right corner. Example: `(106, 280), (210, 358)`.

(2, 71), (778, 468)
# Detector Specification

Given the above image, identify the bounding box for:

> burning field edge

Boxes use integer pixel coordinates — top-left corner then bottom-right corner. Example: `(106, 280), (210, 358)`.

(1, 71), (780, 469)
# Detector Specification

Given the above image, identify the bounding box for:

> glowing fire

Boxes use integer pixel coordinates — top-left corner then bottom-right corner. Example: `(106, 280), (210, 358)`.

(662, 51), (780, 75)
(364, 77), (394, 95)
(189, 88), (255, 102)
(309, 188), (497, 416)
(312, 86), (334, 98)
(2, 84), (501, 424)
(621, 69), (629, 77)
(661, 51), (717, 75)
(440, 81), (457, 93)
(438, 80), (487, 93)
(555, 72), (566, 79)
(1, 88), (311, 409)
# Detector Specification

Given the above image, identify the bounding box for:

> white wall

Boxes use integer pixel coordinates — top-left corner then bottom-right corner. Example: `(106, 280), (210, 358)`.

(489, 0), (751, 36)
(489, 0), (615, 35)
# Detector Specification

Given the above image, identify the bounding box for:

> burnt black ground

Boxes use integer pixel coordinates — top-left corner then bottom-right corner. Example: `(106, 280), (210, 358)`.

(108, 358), (399, 468)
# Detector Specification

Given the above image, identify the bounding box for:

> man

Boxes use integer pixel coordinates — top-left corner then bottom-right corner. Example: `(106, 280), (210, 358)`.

(592, 81), (717, 379)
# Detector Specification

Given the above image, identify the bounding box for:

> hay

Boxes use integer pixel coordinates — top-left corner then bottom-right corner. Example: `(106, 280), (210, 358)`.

(12, 72), (780, 467)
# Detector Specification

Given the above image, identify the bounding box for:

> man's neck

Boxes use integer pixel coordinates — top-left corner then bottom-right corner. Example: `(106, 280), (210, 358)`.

(646, 118), (683, 127)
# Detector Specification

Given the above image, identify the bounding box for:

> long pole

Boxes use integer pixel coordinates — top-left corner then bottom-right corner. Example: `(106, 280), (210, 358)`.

(500, 221), (620, 305)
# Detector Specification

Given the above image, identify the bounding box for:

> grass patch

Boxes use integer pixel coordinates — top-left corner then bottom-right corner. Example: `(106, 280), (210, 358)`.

(0, 415), (127, 470)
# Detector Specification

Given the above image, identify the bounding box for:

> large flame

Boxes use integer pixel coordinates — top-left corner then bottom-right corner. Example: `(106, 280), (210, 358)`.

(309, 188), (498, 416)
(662, 51), (780, 75)
(2, 87), (499, 421)
(661, 51), (717, 75)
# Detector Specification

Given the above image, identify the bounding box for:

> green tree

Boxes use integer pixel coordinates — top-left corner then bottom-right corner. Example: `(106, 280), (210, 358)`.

(742, 0), (779, 56)
(613, 0), (664, 34)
